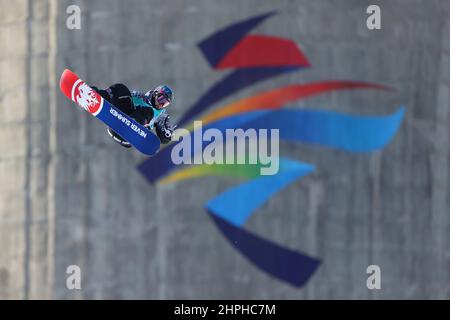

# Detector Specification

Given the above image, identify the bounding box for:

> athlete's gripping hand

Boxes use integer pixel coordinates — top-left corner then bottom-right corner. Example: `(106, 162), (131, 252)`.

(154, 114), (176, 144)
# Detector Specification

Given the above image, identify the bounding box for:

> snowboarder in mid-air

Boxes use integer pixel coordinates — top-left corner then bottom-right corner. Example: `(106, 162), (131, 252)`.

(91, 83), (175, 148)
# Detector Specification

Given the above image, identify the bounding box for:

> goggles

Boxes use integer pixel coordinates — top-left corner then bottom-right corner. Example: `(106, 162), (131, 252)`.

(154, 89), (171, 109)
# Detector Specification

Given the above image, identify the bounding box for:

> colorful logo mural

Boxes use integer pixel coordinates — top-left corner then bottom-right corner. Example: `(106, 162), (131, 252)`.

(138, 11), (405, 287)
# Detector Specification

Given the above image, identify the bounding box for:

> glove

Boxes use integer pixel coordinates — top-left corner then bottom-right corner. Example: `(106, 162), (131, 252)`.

(154, 114), (176, 144)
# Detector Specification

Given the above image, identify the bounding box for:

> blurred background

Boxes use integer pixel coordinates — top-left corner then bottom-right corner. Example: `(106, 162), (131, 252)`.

(0, 0), (449, 299)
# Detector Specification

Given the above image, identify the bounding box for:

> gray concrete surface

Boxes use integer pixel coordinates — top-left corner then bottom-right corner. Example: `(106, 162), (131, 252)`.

(0, 0), (449, 299)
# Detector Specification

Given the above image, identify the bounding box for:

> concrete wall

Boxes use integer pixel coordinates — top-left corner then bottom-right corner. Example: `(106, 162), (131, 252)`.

(0, 0), (449, 299)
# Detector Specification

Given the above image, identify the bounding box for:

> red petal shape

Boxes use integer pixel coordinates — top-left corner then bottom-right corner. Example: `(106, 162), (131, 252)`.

(216, 35), (310, 69)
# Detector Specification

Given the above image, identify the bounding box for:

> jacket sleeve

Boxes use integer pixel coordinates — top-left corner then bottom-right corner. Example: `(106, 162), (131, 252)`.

(130, 90), (145, 99)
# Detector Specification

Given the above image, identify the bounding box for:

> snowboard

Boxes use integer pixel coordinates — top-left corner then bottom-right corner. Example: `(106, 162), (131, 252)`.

(59, 69), (160, 156)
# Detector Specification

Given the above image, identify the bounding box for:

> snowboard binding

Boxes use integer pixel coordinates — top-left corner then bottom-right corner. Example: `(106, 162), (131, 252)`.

(107, 127), (132, 148)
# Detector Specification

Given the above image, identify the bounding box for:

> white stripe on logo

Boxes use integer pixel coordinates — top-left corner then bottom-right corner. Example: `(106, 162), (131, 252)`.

(92, 97), (104, 117)
(71, 79), (83, 101)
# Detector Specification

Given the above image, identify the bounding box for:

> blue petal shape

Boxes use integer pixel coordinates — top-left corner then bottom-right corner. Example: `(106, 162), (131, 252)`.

(245, 107), (406, 152)
(208, 210), (321, 287)
(206, 159), (315, 227)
